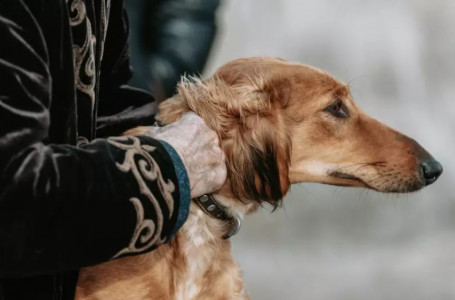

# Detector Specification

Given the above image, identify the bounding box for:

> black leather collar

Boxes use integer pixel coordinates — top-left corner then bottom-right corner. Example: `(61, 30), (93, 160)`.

(194, 194), (241, 239)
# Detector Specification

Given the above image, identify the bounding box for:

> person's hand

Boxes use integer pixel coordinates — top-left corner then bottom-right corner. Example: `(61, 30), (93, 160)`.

(148, 112), (227, 198)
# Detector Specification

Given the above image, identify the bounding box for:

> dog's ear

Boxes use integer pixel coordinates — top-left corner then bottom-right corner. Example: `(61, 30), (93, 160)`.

(157, 73), (292, 207)
(219, 74), (292, 207)
(225, 131), (291, 208)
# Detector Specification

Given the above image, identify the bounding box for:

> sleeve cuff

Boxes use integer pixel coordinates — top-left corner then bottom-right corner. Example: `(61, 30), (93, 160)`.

(158, 140), (191, 239)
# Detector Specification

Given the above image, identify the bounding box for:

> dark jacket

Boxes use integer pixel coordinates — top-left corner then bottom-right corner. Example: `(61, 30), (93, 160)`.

(0, 0), (190, 299)
(126, 0), (221, 101)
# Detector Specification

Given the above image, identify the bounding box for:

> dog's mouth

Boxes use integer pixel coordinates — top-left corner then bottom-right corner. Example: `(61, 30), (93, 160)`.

(328, 171), (372, 188)
(328, 170), (426, 193)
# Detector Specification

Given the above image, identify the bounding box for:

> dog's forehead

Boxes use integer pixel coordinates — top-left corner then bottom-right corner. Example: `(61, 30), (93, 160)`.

(332, 85), (351, 98)
(290, 64), (348, 95)
(216, 58), (351, 100)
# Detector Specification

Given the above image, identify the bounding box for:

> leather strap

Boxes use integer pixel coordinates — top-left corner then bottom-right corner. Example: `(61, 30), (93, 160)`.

(194, 194), (232, 221)
(194, 194), (241, 239)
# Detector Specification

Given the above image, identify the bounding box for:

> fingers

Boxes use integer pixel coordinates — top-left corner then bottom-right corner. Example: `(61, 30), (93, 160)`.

(146, 112), (227, 198)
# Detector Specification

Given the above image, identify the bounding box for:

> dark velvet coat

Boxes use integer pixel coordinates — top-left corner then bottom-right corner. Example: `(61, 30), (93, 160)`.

(0, 0), (190, 299)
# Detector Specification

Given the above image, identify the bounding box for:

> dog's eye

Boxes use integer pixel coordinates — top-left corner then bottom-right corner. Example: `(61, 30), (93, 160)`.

(324, 102), (349, 118)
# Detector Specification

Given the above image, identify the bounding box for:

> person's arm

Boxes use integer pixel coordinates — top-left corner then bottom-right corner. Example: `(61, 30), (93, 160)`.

(0, 0), (189, 277)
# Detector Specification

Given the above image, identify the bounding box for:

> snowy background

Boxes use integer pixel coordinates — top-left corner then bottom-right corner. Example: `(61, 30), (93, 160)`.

(204, 1), (455, 299)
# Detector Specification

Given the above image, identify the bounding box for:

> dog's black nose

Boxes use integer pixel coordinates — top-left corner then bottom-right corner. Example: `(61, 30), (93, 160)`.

(420, 159), (443, 186)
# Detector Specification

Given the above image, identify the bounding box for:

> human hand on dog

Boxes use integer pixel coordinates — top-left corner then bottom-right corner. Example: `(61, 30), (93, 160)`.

(148, 112), (227, 198)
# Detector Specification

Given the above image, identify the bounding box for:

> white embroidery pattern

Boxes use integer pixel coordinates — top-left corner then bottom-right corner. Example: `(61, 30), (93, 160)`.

(107, 136), (175, 258)
(68, 0), (96, 105)
(67, 0), (111, 108)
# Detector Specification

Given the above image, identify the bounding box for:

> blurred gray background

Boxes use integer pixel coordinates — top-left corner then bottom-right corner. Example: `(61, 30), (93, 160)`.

(203, 1), (455, 299)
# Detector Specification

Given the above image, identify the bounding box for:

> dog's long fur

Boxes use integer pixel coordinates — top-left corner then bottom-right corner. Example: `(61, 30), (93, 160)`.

(75, 57), (439, 299)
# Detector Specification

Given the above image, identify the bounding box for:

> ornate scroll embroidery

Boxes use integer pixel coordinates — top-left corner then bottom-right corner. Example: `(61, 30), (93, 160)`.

(67, 0), (96, 105)
(67, 0), (111, 108)
(107, 136), (176, 258)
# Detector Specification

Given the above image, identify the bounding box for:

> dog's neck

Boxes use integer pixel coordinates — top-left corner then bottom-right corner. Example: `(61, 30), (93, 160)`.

(169, 193), (251, 299)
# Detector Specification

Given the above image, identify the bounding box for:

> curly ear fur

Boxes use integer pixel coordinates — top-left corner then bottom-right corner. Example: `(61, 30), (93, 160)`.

(157, 69), (292, 207)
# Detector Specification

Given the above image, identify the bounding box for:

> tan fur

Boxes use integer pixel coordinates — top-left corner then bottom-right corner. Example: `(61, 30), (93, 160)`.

(76, 57), (435, 299)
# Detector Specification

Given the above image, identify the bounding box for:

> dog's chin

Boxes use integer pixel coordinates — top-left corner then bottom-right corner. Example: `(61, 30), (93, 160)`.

(328, 171), (425, 193)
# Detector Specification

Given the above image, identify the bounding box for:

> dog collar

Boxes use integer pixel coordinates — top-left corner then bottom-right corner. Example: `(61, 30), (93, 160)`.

(194, 194), (241, 239)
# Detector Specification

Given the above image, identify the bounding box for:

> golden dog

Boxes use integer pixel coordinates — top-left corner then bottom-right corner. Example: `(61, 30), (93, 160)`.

(75, 57), (442, 300)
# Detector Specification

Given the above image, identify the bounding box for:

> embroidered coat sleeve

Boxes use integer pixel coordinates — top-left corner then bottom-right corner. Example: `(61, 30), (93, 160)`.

(0, 0), (189, 277)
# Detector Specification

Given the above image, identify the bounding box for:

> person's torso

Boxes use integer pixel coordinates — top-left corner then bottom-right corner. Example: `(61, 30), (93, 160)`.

(0, 1), (113, 299)
(29, 0), (112, 146)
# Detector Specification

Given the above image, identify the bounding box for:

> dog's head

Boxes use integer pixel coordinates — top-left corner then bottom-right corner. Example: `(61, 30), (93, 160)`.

(157, 57), (442, 208)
